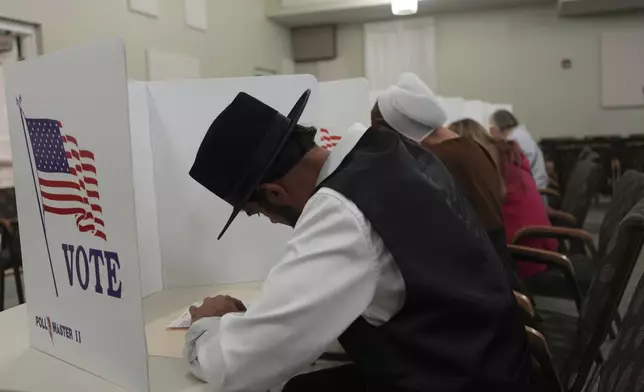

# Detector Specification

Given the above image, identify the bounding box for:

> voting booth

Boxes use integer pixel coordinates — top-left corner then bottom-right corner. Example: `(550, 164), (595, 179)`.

(134, 76), (372, 291)
(3, 36), (379, 390)
(143, 76), (319, 289)
(4, 38), (150, 392)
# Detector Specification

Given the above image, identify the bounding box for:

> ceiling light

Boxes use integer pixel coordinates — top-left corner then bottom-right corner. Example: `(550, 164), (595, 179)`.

(391, 0), (418, 16)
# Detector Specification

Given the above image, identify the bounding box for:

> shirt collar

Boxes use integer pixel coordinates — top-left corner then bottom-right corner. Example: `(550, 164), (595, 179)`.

(507, 124), (527, 140)
(316, 123), (368, 186)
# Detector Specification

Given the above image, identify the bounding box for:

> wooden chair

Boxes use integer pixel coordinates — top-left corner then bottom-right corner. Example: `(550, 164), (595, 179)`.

(513, 290), (539, 330)
(514, 170), (644, 300)
(582, 136), (624, 197)
(586, 265), (644, 391)
(0, 217), (23, 311)
(508, 198), (644, 392)
(624, 135), (644, 174)
(539, 138), (583, 197)
(543, 152), (602, 230)
(540, 187), (562, 210)
(0, 188), (23, 311)
(319, 291), (542, 366)
(526, 326), (563, 392)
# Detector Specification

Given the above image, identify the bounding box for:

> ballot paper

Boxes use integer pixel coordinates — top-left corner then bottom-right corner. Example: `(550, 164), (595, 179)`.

(166, 302), (201, 329)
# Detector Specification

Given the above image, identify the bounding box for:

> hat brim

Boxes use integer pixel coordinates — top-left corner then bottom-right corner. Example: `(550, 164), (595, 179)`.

(217, 89), (312, 239)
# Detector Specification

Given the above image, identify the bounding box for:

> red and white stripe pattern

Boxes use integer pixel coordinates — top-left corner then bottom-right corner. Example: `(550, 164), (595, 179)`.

(61, 135), (105, 240)
(26, 118), (106, 241)
(320, 128), (342, 150)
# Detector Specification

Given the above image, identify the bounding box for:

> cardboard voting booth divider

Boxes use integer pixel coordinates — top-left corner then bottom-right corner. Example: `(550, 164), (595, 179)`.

(437, 97), (465, 125)
(144, 76), (319, 289)
(139, 76), (373, 359)
(4, 38), (149, 392)
(317, 78), (371, 149)
(128, 73), (512, 295)
(129, 82), (164, 298)
(437, 97), (514, 130)
(490, 104), (514, 117)
(462, 100), (491, 129)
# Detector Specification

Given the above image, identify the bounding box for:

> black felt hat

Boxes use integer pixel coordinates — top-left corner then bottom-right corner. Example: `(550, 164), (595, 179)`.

(189, 89), (311, 239)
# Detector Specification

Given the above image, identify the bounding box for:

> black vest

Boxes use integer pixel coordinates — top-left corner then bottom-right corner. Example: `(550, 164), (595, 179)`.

(318, 127), (530, 392)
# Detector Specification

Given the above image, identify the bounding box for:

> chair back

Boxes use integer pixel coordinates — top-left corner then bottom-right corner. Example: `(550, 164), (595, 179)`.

(526, 326), (564, 392)
(0, 188), (20, 263)
(625, 136), (644, 173)
(0, 188), (17, 219)
(563, 198), (644, 392)
(597, 171), (644, 262)
(593, 264), (644, 392)
(578, 146), (600, 163)
(542, 139), (585, 194)
(559, 156), (602, 227)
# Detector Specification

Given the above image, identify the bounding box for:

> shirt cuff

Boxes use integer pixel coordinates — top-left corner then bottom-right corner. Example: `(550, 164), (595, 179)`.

(184, 317), (222, 382)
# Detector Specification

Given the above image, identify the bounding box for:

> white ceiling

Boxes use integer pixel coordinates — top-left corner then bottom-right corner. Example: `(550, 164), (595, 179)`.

(268, 0), (557, 26)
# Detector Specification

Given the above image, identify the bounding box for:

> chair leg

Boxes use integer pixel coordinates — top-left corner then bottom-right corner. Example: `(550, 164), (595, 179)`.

(614, 312), (623, 330)
(596, 352), (604, 365)
(606, 317), (621, 340)
(0, 268), (5, 312)
(607, 327), (617, 340)
(13, 265), (24, 304)
(585, 361), (601, 392)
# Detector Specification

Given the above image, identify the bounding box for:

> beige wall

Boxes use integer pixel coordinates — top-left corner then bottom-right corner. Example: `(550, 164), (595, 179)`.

(306, 6), (644, 138)
(436, 7), (644, 138)
(0, 0), (291, 80)
(294, 24), (364, 81)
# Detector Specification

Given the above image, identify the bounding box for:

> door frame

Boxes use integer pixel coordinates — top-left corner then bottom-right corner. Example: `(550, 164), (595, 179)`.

(0, 17), (41, 60)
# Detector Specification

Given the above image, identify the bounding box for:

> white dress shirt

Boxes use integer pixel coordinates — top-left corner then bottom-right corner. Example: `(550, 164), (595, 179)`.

(506, 124), (548, 189)
(185, 125), (405, 391)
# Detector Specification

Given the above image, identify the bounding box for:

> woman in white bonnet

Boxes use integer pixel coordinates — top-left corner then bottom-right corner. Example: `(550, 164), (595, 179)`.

(372, 73), (520, 289)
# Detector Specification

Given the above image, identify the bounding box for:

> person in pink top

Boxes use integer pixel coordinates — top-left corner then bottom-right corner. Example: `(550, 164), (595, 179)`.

(449, 118), (556, 278)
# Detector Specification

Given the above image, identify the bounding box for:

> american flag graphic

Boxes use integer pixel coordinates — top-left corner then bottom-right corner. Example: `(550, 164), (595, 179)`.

(320, 128), (341, 150)
(26, 118), (106, 241)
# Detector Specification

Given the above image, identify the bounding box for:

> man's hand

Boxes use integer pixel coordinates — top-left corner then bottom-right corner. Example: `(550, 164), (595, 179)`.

(190, 295), (247, 323)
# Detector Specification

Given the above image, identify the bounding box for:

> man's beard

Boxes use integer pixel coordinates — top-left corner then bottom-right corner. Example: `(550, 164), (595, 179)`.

(263, 201), (301, 228)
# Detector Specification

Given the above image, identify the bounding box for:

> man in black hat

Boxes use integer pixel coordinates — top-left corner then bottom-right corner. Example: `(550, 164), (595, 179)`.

(184, 90), (531, 391)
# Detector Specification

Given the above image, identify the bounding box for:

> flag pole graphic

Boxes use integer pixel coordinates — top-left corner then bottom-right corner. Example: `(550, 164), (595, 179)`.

(16, 96), (59, 297)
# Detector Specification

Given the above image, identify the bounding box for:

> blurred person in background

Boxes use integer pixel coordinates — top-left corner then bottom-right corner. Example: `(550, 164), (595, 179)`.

(372, 73), (520, 289)
(450, 118), (556, 279)
(490, 110), (548, 191)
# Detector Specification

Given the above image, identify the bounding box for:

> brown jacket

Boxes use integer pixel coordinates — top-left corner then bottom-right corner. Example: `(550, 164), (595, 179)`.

(426, 137), (504, 231)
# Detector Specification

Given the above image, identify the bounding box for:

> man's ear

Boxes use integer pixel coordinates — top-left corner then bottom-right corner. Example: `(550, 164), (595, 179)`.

(258, 183), (290, 205)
